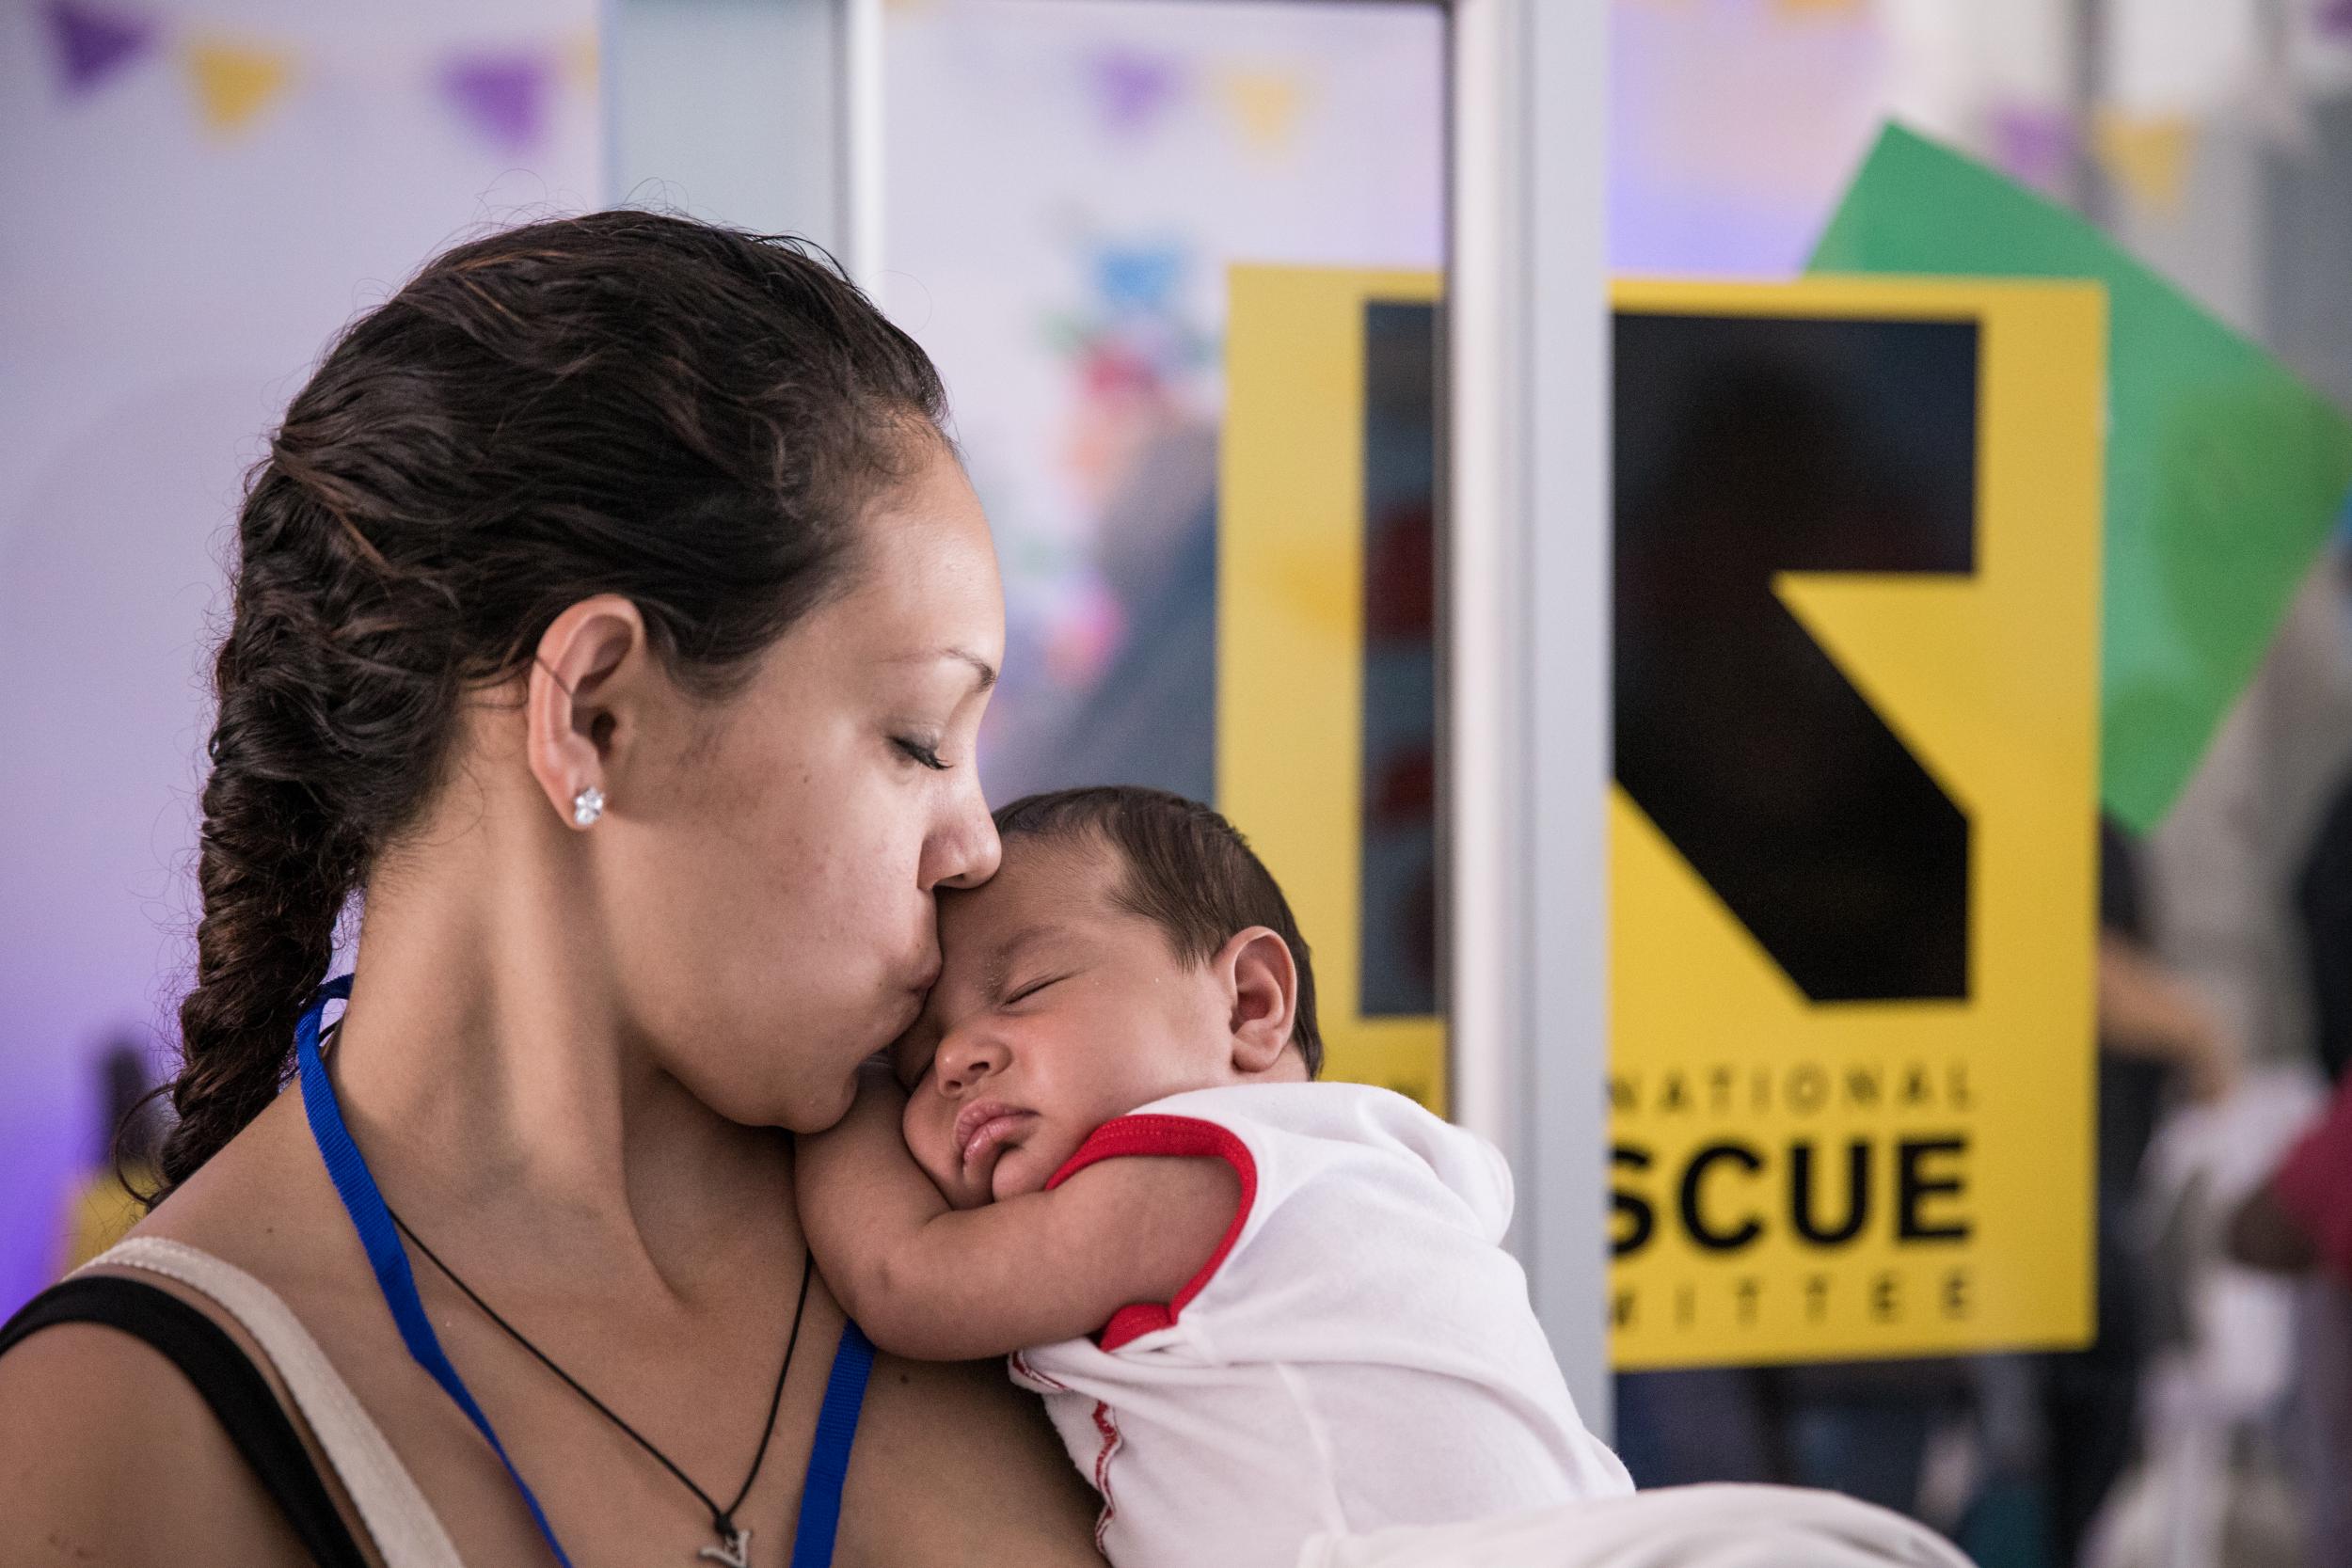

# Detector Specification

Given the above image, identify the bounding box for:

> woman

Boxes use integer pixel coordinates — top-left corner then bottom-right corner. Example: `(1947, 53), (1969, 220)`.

(0, 214), (1104, 1565)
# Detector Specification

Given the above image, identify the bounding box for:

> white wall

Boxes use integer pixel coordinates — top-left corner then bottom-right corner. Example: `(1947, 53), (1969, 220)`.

(0, 0), (600, 1312)
(607, 0), (841, 241)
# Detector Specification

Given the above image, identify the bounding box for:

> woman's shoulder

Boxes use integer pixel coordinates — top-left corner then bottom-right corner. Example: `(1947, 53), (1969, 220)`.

(0, 1307), (315, 1564)
(138, 1088), (339, 1248)
(0, 1098), (362, 1564)
(127, 1090), (380, 1323)
(835, 1349), (1105, 1568)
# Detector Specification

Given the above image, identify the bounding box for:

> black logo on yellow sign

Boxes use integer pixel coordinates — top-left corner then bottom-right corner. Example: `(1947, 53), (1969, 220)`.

(1612, 313), (1978, 1003)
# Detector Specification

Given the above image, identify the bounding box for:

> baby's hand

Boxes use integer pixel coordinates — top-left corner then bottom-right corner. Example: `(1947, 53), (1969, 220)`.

(798, 1067), (953, 1323)
(800, 1068), (1241, 1362)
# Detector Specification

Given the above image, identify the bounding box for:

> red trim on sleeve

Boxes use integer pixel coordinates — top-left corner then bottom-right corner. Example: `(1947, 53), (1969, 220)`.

(2272, 1074), (2352, 1285)
(1044, 1113), (1258, 1353)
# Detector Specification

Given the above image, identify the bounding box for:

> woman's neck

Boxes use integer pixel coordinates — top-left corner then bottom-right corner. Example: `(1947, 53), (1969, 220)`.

(326, 847), (792, 1301)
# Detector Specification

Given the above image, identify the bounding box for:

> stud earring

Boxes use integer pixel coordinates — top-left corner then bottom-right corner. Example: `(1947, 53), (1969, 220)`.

(572, 785), (605, 828)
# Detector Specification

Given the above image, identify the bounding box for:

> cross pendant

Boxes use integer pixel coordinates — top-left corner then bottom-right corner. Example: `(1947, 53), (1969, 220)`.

(697, 1525), (752, 1568)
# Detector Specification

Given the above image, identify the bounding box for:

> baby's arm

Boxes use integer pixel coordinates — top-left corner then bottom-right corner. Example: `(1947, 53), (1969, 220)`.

(799, 1070), (1239, 1361)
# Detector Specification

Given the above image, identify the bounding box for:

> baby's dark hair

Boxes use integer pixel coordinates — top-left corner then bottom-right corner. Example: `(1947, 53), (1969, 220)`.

(991, 786), (1321, 1077)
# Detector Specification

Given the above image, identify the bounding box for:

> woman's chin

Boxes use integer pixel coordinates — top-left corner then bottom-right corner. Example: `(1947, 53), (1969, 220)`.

(735, 1062), (861, 1136)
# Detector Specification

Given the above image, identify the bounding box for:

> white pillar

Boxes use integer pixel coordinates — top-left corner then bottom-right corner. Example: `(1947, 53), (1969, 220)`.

(1451, 0), (1615, 1433)
(602, 0), (847, 246)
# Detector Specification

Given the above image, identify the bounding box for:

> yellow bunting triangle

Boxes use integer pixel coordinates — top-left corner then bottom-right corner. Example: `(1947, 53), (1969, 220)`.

(561, 29), (598, 90)
(186, 39), (292, 135)
(1223, 69), (1304, 153)
(2094, 110), (2194, 215)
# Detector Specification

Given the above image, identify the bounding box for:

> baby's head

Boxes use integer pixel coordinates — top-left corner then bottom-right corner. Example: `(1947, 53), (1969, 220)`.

(891, 786), (1320, 1209)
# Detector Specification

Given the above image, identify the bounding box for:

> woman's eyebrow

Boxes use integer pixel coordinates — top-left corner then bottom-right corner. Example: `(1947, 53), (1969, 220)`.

(891, 646), (997, 692)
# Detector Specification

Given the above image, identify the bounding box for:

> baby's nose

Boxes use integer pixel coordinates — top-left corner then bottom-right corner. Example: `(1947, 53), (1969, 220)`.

(935, 1035), (1009, 1094)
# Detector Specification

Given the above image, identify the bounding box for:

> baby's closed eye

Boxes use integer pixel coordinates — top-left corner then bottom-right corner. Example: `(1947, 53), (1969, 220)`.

(1002, 972), (1070, 1007)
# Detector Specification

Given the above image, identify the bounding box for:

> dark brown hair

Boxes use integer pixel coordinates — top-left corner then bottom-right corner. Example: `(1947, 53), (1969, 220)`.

(157, 212), (946, 1201)
(991, 787), (1321, 1076)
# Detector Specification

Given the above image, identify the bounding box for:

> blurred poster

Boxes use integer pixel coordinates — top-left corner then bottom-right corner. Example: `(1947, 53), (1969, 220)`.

(1609, 277), (2106, 1369)
(880, 0), (1444, 809)
(1221, 266), (1442, 1108)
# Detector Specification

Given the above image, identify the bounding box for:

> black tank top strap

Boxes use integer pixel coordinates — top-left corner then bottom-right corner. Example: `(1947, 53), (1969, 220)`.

(1, 1274), (370, 1568)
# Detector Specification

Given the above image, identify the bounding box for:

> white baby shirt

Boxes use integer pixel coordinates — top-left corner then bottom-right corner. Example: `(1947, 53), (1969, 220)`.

(1008, 1082), (1632, 1568)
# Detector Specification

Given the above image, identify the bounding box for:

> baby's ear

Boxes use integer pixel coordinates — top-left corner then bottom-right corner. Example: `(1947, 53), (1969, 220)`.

(1216, 927), (1298, 1076)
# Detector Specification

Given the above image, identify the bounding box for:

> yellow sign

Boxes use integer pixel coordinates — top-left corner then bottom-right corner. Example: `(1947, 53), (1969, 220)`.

(1609, 277), (2106, 1367)
(1220, 264), (1446, 1113)
(1221, 267), (2105, 1368)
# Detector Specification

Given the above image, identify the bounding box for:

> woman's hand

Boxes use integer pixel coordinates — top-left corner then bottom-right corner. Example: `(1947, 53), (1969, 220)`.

(2097, 934), (2235, 1102)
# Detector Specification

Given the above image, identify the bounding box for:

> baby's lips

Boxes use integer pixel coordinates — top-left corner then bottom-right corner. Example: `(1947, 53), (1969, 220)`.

(952, 1099), (1031, 1164)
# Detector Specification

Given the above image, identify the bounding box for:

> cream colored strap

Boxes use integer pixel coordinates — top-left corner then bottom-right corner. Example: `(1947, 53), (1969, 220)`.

(84, 1236), (466, 1568)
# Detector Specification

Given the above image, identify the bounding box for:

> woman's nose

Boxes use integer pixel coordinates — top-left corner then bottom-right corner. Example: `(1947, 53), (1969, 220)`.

(934, 1034), (1009, 1096)
(925, 776), (1002, 893)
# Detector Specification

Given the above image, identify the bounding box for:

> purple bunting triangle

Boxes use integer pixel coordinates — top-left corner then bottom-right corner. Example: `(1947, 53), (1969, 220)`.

(1990, 104), (2075, 197)
(2324, 0), (2352, 40)
(438, 50), (551, 153)
(44, 1), (157, 97)
(1087, 48), (1179, 136)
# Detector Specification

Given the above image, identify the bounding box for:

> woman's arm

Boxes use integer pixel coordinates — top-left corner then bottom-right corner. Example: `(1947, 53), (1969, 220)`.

(799, 1072), (1237, 1359)
(0, 1323), (317, 1566)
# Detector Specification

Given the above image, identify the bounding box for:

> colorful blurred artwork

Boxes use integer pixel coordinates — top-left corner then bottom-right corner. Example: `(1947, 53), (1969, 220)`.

(882, 0), (1444, 809)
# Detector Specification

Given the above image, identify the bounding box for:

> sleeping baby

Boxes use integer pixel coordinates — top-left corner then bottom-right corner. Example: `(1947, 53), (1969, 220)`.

(797, 785), (1631, 1568)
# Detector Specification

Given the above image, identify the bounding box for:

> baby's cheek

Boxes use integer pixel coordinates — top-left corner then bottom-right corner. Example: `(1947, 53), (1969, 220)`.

(991, 1131), (1071, 1204)
(902, 1100), (977, 1206)
(902, 1101), (946, 1173)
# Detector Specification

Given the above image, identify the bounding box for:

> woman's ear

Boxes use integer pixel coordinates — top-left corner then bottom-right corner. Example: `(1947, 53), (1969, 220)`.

(1216, 927), (1300, 1077)
(524, 594), (648, 832)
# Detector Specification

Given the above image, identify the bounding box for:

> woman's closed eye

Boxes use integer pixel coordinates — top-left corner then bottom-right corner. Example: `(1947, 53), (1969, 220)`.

(893, 735), (949, 771)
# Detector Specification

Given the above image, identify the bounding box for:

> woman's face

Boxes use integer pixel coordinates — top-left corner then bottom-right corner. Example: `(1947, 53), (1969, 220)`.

(604, 443), (1006, 1132)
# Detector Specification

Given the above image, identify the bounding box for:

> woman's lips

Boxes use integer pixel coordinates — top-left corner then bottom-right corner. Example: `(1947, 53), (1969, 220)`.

(954, 1101), (1036, 1169)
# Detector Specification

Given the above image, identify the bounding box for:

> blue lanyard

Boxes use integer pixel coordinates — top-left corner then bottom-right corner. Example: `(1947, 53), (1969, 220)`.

(295, 975), (874, 1568)
(294, 975), (578, 1568)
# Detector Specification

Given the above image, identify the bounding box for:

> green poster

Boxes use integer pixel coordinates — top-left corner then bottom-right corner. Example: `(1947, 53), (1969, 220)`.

(1810, 124), (2352, 832)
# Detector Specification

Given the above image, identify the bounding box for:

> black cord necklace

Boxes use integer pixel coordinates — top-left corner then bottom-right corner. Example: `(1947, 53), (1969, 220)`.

(386, 1204), (811, 1568)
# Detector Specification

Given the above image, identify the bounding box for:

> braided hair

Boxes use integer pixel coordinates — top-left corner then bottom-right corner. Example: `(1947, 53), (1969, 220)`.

(157, 214), (946, 1202)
